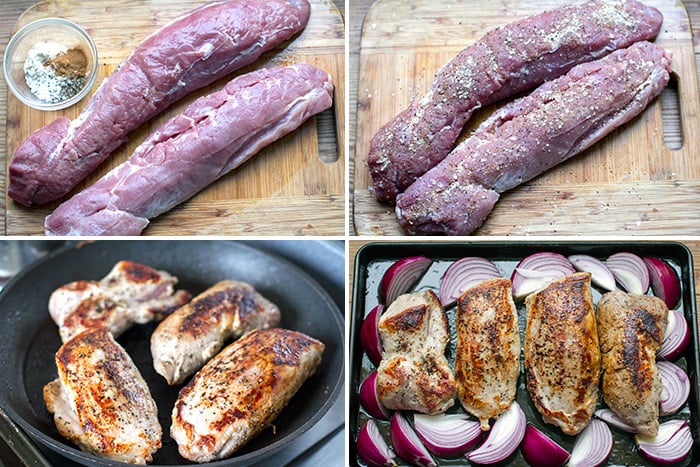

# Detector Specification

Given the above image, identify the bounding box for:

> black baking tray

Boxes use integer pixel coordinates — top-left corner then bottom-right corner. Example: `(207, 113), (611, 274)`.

(349, 241), (700, 466)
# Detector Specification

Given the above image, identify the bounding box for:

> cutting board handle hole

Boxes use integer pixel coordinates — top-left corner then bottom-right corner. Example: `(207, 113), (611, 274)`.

(316, 106), (339, 163)
(661, 72), (683, 151)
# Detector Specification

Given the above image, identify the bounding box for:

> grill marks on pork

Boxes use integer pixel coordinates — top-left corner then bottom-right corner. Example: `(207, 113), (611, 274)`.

(376, 290), (456, 414)
(597, 290), (668, 436)
(151, 280), (281, 385)
(9, 0), (311, 207)
(367, 0), (663, 203)
(396, 41), (671, 235)
(44, 63), (334, 236)
(455, 278), (520, 430)
(524, 273), (600, 435)
(49, 260), (191, 342)
(170, 328), (324, 463)
(43, 328), (162, 464)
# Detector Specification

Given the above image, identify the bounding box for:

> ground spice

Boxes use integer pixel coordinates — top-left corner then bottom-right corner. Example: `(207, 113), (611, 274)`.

(23, 41), (88, 103)
(46, 47), (88, 80)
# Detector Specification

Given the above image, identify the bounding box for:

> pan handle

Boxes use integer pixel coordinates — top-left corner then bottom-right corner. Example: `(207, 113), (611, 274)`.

(0, 405), (52, 467)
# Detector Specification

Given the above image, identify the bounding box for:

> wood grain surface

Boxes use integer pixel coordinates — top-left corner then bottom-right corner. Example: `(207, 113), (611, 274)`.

(352, 0), (700, 236)
(2, 0), (345, 236)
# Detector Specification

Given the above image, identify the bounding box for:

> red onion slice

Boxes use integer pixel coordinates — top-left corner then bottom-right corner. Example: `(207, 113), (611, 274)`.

(594, 408), (638, 433)
(413, 413), (482, 458)
(658, 308), (690, 360)
(567, 419), (613, 467)
(605, 252), (649, 294)
(644, 257), (681, 309)
(568, 254), (616, 291)
(360, 304), (384, 366)
(389, 412), (436, 467)
(466, 401), (526, 465)
(357, 419), (397, 467)
(380, 256), (432, 305)
(636, 420), (693, 464)
(511, 252), (575, 300)
(439, 257), (501, 307)
(520, 424), (570, 467)
(658, 361), (690, 416)
(359, 370), (390, 420)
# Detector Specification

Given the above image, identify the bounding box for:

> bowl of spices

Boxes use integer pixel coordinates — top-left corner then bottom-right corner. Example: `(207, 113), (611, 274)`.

(3, 18), (97, 111)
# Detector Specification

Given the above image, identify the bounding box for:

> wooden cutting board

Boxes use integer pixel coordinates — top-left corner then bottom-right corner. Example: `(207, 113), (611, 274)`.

(5, 0), (345, 236)
(354, 0), (700, 236)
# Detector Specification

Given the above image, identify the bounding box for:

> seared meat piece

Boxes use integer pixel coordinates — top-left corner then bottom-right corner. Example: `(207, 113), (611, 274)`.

(524, 272), (600, 435)
(43, 328), (161, 464)
(455, 278), (519, 430)
(170, 328), (324, 462)
(49, 260), (191, 342)
(151, 280), (281, 385)
(396, 41), (671, 235)
(368, 0), (662, 202)
(597, 290), (668, 436)
(376, 290), (456, 414)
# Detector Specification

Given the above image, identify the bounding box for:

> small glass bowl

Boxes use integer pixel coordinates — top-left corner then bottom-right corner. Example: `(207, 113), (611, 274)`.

(3, 18), (98, 111)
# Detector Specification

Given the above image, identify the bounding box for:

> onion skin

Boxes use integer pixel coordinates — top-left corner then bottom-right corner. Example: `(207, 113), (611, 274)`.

(567, 419), (613, 467)
(380, 256), (432, 306)
(439, 257), (501, 307)
(361, 304), (384, 366)
(389, 412), (436, 467)
(605, 252), (649, 294)
(520, 424), (570, 467)
(511, 252), (574, 300)
(658, 308), (690, 361)
(644, 257), (681, 309)
(636, 420), (693, 464)
(413, 413), (482, 458)
(568, 254), (616, 291)
(359, 370), (390, 420)
(466, 401), (526, 465)
(357, 419), (397, 467)
(658, 361), (690, 416)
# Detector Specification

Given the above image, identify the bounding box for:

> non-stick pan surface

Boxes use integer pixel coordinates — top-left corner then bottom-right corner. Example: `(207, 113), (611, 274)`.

(0, 240), (344, 466)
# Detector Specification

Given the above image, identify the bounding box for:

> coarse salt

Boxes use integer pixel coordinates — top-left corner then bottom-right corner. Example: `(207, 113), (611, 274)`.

(24, 40), (86, 103)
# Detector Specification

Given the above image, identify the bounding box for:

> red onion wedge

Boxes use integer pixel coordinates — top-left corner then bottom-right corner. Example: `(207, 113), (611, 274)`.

(594, 408), (638, 433)
(636, 420), (693, 464)
(413, 413), (482, 458)
(380, 256), (432, 306)
(511, 252), (575, 300)
(658, 361), (690, 416)
(520, 424), (570, 467)
(439, 257), (501, 307)
(568, 255), (616, 291)
(644, 257), (681, 309)
(361, 304), (384, 366)
(658, 308), (690, 360)
(389, 412), (436, 467)
(357, 419), (397, 467)
(605, 252), (649, 294)
(466, 401), (526, 465)
(567, 419), (613, 467)
(359, 370), (390, 420)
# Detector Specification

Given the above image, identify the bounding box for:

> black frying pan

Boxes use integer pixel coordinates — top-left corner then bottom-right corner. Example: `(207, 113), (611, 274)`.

(0, 240), (345, 466)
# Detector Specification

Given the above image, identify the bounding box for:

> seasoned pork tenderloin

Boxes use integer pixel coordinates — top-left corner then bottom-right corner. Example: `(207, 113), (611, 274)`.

(45, 63), (334, 236)
(49, 260), (191, 342)
(455, 278), (520, 430)
(524, 272), (600, 435)
(368, 0), (662, 202)
(43, 328), (161, 464)
(10, 0), (311, 207)
(597, 290), (668, 436)
(170, 328), (324, 462)
(151, 280), (281, 385)
(376, 290), (456, 414)
(396, 40), (671, 235)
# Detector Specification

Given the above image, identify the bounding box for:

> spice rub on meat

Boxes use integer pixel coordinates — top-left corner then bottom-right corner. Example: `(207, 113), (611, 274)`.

(396, 41), (671, 235)
(367, 0), (663, 203)
(597, 290), (668, 436)
(151, 280), (281, 385)
(376, 290), (457, 414)
(524, 272), (600, 435)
